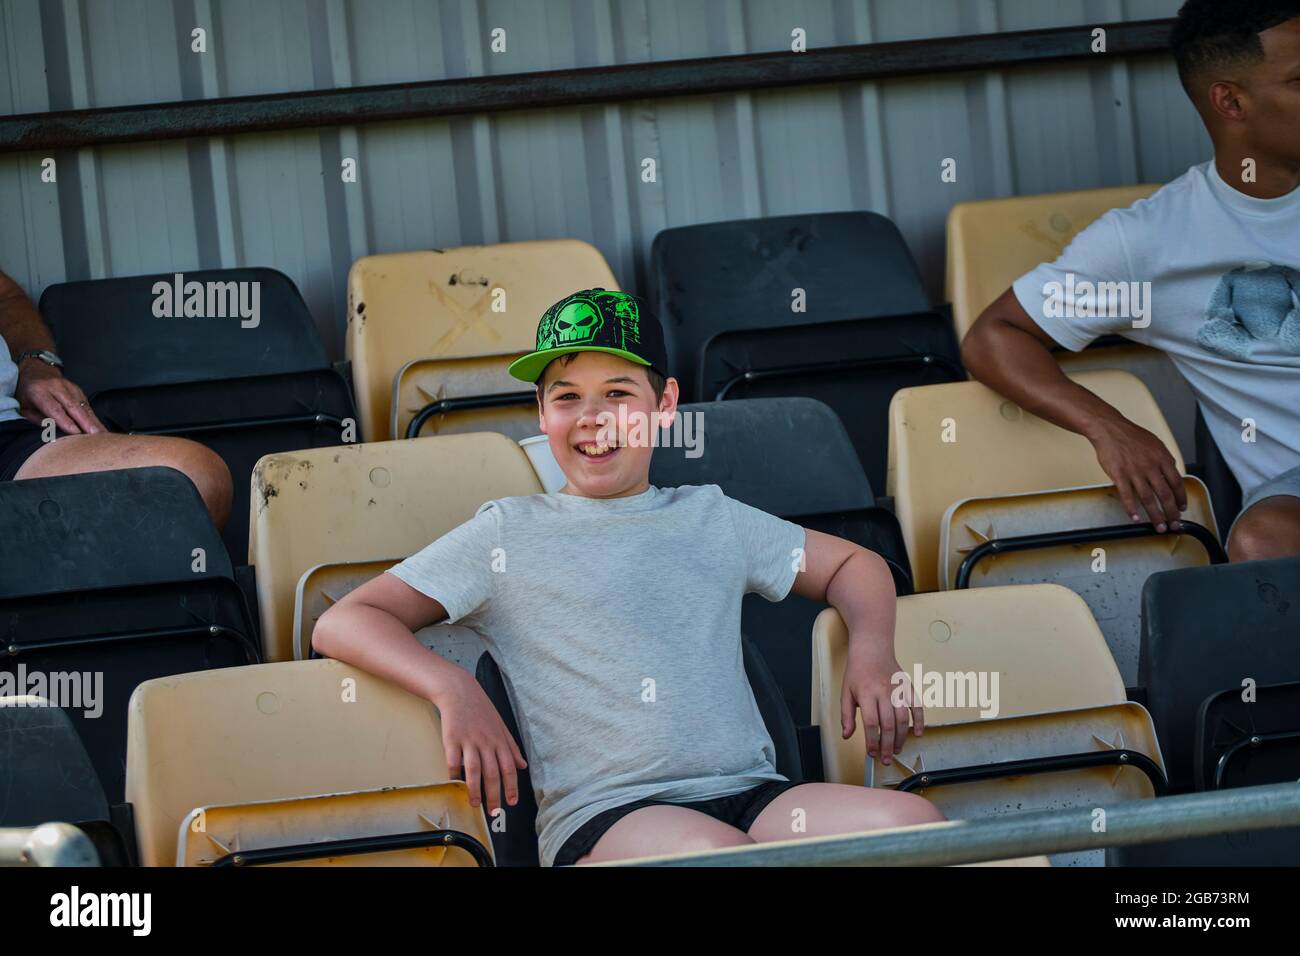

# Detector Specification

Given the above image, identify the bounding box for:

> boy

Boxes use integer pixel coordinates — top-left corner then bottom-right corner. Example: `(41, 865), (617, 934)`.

(313, 289), (942, 866)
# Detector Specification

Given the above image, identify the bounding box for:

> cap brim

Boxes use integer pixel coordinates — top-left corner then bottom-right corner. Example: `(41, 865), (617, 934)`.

(507, 346), (652, 383)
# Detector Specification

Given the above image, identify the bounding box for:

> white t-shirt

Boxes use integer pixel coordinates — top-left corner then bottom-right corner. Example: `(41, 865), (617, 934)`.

(1013, 160), (1300, 498)
(0, 333), (21, 421)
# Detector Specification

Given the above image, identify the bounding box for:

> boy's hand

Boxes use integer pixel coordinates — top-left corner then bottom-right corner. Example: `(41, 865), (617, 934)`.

(431, 667), (529, 818)
(840, 641), (924, 767)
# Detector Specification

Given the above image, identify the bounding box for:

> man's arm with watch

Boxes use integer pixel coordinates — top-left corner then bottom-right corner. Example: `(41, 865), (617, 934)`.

(0, 270), (105, 434)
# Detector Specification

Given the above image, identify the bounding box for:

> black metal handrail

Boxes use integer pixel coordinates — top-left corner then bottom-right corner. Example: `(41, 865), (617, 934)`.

(405, 391), (536, 439)
(1214, 730), (1300, 791)
(954, 520), (1225, 589)
(5, 623), (260, 665)
(210, 828), (494, 867)
(895, 749), (1168, 796)
(714, 352), (964, 401)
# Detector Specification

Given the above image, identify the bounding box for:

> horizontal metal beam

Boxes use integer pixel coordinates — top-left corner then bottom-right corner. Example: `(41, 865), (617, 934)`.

(0, 19), (1173, 154)
(0, 823), (101, 867)
(611, 781), (1300, 867)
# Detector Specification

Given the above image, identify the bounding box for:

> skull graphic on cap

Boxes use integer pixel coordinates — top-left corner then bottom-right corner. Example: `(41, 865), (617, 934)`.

(545, 298), (604, 347)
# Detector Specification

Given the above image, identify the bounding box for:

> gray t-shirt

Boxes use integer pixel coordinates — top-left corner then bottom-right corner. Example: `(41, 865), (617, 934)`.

(0, 333), (22, 421)
(387, 483), (807, 866)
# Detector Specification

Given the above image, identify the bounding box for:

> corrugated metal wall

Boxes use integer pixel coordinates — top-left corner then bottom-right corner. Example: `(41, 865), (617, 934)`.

(0, 0), (1208, 358)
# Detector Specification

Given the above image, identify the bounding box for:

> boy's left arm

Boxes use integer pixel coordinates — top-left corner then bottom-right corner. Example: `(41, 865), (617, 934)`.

(790, 528), (922, 765)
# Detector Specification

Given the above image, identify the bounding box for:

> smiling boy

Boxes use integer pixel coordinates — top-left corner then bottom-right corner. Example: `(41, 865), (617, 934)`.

(313, 289), (942, 866)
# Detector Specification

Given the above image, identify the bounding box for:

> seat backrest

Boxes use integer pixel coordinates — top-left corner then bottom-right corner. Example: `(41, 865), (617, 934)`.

(945, 184), (1159, 340)
(39, 268), (327, 396)
(649, 212), (930, 399)
(294, 559), (486, 670)
(392, 354), (536, 440)
(887, 369), (1183, 592)
(0, 697), (109, 827)
(812, 585), (1126, 787)
(1140, 556), (1300, 792)
(126, 659), (449, 867)
(939, 478), (1220, 686)
(346, 241), (618, 441)
(649, 397), (874, 515)
(248, 431), (543, 661)
(474, 636), (803, 866)
(0, 467), (230, 599)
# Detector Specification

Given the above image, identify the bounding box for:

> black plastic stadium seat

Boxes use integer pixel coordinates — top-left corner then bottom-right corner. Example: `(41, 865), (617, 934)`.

(648, 211), (934, 403)
(1193, 405), (1243, 543)
(700, 312), (962, 492)
(39, 267), (329, 394)
(0, 469), (259, 802)
(0, 696), (109, 826)
(1110, 556), (1300, 865)
(650, 397), (912, 724)
(1196, 681), (1300, 792)
(474, 636), (802, 867)
(0, 697), (136, 865)
(39, 268), (356, 561)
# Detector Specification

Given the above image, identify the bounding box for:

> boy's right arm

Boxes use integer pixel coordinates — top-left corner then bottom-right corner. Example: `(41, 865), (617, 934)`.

(312, 572), (527, 815)
(961, 287), (1187, 532)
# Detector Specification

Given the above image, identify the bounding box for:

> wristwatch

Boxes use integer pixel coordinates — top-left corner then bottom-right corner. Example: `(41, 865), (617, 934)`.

(16, 349), (63, 369)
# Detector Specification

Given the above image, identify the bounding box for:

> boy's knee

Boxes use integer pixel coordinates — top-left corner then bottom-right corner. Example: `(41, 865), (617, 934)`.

(892, 792), (946, 826)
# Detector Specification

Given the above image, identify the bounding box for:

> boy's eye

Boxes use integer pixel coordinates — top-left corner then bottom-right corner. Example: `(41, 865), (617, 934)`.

(555, 390), (630, 400)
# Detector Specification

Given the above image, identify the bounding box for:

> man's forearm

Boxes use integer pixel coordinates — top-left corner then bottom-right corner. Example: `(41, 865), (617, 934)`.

(964, 321), (1128, 443)
(0, 274), (57, 359)
(825, 549), (896, 654)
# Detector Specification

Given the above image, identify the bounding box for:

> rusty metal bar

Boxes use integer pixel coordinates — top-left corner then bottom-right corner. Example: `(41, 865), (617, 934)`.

(0, 19), (1173, 153)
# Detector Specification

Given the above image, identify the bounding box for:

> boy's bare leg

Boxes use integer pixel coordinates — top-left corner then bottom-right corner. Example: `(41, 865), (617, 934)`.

(574, 805), (755, 864)
(1227, 495), (1300, 562)
(746, 783), (945, 844)
(14, 432), (233, 531)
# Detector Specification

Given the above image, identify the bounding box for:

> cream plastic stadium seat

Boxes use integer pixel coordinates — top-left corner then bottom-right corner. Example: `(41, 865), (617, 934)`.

(886, 368), (1184, 593)
(347, 241), (619, 441)
(946, 185), (1159, 341)
(126, 659), (491, 867)
(249, 432), (543, 661)
(945, 185), (1197, 457)
(393, 354), (536, 440)
(939, 479), (1222, 685)
(177, 783), (490, 867)
(293, 559), (486, 668)
(811, 587), (1165, 865)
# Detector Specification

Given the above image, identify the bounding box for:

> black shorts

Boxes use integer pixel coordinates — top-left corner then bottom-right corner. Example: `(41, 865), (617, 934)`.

(0, 418), (57, 481)
(553, 778), (801, 867)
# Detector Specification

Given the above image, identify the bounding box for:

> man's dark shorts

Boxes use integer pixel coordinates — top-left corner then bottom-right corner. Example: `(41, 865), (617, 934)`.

(553, 778), (801, 867)
(0, 418), (55, 481)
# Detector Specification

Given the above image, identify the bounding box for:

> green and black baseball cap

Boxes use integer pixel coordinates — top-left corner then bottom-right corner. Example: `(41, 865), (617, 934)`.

(507, 288), (670, 384)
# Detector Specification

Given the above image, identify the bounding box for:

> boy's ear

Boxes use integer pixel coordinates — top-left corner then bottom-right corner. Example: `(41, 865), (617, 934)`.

(536, 387), (547, 433)
(656, 376), (681, 430)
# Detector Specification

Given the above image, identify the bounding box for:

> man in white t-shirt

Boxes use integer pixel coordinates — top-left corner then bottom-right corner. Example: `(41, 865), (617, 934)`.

(963, 0), (1300, 562)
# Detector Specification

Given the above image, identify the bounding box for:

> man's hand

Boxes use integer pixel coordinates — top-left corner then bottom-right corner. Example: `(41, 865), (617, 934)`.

(16, 360), (106, 434)
(840, 640), (923, 766)
(431, 666), (528, 817)
(1085, 415), (1187, 532)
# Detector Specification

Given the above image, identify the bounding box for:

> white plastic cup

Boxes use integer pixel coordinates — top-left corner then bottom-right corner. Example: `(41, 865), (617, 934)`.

(518, 435), (567, 493)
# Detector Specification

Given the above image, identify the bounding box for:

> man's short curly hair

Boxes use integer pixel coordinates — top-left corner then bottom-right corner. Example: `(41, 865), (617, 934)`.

(1171, 0), (1300, 94)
